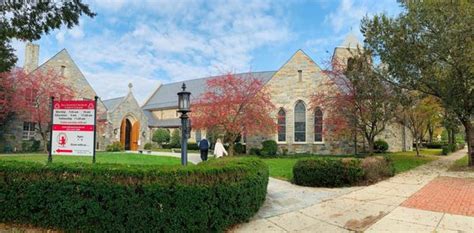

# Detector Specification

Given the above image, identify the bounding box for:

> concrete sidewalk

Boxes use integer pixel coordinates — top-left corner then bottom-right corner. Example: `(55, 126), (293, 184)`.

(232, 149), (473, 233)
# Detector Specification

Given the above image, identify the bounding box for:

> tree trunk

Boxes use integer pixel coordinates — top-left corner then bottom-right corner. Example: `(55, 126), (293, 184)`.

(450, 129), (456, 145)
(428, 125), (434, 143)
(228, 142), (235, 156)
(415, 139), (420, 157)
(367, 138), (374, 155)
(461, 120), (473, 167)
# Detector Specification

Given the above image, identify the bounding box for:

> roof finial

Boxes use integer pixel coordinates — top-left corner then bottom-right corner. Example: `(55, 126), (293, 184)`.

(128, 83), (133, 92)
(181, 83), (186, 91)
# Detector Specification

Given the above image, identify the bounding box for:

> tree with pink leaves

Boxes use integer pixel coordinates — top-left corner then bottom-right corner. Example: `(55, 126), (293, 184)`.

(191, 73), (276, 156)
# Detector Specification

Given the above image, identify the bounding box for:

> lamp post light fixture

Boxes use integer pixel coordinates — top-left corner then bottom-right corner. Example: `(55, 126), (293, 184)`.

(177, 83), (191, 166)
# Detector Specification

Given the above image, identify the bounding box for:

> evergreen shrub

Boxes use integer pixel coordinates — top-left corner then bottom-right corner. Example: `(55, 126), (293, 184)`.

(0, 158), (269, 232)
(374, 139), (389, 153)
(234, 142), (246, 155)
(260, 140), (278, 157)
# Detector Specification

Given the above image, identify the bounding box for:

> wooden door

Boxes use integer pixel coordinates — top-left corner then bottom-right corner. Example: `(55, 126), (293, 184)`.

(131, 121), (140, 151)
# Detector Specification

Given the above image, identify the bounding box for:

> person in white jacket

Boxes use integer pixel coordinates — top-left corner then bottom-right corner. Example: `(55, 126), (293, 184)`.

(213, 138), (228, 158)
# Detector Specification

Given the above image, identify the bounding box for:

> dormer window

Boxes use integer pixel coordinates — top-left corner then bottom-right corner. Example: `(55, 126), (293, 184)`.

(298, 70), (302, 82)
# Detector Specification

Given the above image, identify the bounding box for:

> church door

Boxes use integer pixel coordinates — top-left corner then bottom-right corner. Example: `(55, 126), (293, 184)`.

(120, 118), (133, 150)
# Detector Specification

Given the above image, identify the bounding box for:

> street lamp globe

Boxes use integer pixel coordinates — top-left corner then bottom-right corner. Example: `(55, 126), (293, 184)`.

(177, 83), (191, 113)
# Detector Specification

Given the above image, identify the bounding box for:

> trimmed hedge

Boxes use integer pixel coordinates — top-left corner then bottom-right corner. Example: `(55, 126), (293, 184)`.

(293, 158), (364, 187)
(424, 142), (443, 149)
(0, 158), (269, 232)
(293, 156), (394, 187)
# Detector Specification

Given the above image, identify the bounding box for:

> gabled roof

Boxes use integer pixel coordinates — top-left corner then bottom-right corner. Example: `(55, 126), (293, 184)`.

(103, 96), (125, 111)
(142, 71), (276, 110)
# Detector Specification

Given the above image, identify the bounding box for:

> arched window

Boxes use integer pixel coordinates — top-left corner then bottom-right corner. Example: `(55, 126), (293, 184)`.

(277, 108), (286, 142)
(294, 101), (306, 142)
(314, 107), (323, 142)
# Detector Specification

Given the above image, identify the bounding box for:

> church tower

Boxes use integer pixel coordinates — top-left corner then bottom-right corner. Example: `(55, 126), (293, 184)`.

(24, 42), (39, 74)
(331, 33), (363, 71)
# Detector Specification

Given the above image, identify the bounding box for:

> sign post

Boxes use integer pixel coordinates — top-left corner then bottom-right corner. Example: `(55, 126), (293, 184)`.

(48, 96), (55, 163)
(92, 96), (98, 164)
(51, 99), (97, 157)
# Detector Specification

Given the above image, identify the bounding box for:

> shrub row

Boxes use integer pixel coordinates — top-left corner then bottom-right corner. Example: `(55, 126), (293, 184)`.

(293, 156), (394, 187)
(442, 143), (466, 155)
(0, 158), (269, 232)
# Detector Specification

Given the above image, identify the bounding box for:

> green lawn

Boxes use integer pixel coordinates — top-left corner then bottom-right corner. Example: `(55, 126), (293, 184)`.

(449, 155), (474, 172)
(0, 152), (182, 166)
(259, 149), (441, 181)
(387, 149), (440, 174)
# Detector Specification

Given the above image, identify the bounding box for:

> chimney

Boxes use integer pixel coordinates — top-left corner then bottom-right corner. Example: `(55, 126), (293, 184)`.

(24, 42), (39, 73)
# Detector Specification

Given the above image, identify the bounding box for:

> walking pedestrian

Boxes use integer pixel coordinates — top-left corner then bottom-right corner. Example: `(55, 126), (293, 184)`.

(213, 138), (228, 158)
(198, 137), (209, 161)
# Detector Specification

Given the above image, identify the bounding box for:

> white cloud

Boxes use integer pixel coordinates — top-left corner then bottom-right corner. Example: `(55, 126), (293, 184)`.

(46, 0), (291, 102)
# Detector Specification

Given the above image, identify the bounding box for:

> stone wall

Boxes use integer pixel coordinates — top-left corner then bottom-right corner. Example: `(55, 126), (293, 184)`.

(247, 50), (354, 155)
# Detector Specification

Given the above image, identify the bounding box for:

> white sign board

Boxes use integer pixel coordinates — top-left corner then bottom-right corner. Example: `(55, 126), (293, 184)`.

(51, 100), (96, 156)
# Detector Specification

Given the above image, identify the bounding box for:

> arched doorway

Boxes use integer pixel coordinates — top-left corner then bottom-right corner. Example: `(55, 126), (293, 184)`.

(120, 116), (140, 151)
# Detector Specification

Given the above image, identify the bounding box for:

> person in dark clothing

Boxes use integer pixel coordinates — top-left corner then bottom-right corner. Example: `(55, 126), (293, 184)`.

(198, 137), (210, 161)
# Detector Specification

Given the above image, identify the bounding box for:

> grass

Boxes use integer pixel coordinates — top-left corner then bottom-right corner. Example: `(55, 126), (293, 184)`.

(449, 155), (474, 172)
(258, 149), (441, 181)
(386, 149), (440, 174)
(0, 152), (182, 166)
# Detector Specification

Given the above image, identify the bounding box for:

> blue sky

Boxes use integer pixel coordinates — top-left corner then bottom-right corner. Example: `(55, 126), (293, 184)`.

(12, 0), (402, 104)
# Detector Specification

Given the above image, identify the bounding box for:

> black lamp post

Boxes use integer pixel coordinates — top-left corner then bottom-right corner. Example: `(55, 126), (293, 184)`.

(177, 83), (191, 166)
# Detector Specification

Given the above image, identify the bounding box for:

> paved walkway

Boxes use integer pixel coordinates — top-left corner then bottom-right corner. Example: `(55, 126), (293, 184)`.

(232, 149), (474, 233)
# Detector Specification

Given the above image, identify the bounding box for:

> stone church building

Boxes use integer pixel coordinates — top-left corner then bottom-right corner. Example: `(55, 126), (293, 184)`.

(142, 34), (413, 154)
(4, 34), (412, 154)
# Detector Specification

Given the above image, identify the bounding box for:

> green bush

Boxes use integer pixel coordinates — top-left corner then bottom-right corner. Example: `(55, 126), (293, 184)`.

(249, 147), (261, 156)
(293, 158), (364, 187)
(20, 139), (41, 152)
(442, 144), (458, 155)
(143, 142), (153, 150)
(234, 142), (246, 155)
(187, 142), (199, 150)
(0, 158), (269, 232)
(260, 140), (278, 157)
(152, 128), (170, 147)
(106, 141), (124, 152)
(374, 139), (389, 153)
(170, 129), (181, 148)
(424, 142), (443, 149)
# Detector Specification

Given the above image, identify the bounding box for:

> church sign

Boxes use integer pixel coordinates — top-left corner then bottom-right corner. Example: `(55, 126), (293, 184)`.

(51, 100), (96, 156)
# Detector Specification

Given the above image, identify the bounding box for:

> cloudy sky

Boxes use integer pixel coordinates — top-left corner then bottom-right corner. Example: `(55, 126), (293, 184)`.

(12, 0), (402, 104)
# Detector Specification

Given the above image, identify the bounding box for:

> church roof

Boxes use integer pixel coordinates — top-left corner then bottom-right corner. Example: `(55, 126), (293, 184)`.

(103, 96), (125, 111)
(142, 71), (276, 110)
(144, 110), (181, 128)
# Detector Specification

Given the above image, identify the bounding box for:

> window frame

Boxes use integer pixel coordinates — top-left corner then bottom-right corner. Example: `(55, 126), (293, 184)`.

(314, 107), (324, 143)
(22, 122), (36, 141)
(293, 100), (306, 143)
(276, 108), (286, 143)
